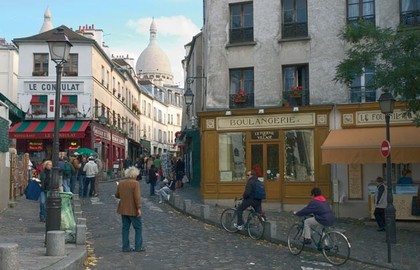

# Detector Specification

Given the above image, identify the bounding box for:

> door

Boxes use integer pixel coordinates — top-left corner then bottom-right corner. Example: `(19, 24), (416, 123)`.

(250, 143), (281, 200)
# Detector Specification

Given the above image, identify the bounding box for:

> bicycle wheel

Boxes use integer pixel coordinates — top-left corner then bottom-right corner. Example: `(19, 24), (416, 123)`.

(287, 223), (304, 255)
(220, 208), (239, 233)
(247, 212), (264, 240)
(321, 230), (351, 265)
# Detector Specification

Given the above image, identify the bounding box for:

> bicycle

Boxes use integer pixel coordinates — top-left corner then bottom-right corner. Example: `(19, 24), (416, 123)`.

(287, 216), (351, 265)
(220, 198), (266, 240)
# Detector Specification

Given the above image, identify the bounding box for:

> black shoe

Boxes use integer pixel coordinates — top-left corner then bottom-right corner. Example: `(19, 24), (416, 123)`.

(122, 248), (134, 252)
(377, 228), (385, 232)
(134, 247), (146, 252)
(303, 238), (312, 244)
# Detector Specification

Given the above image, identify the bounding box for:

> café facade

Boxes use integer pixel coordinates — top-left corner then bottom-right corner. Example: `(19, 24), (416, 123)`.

(198, 103), (420, 219)
(197, 105), (332, 210)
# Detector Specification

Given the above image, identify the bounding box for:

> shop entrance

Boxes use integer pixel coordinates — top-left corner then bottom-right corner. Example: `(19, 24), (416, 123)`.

(249, 143), (281, 200)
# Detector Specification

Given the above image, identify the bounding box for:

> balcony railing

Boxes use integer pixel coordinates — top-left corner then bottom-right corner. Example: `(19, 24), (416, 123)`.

(282, 88), (310, 106)
(229, 27), (254, 43)
(282, 22), (308, 39)
(347, 15), (375, 25)
(350, 86), (377, 103)
(401, 10), (420, 27)
(229, 93), (255, 109)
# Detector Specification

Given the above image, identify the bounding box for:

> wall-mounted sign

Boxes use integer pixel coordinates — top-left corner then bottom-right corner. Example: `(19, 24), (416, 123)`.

(355, 110), (414, 125)
(69, 141), (80, 150)
(28, 141), (43, 151)
(217, 113), (315, 130)
(24, 81), (84, 93)
(251, 131), (279, 140)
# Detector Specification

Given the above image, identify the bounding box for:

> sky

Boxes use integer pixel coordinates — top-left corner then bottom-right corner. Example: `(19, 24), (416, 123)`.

(0, 0), (203, 87)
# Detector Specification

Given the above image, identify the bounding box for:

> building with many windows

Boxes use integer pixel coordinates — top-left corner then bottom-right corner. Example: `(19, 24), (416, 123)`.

(185, 0), (420, 218)
(9, 14), (183, 172)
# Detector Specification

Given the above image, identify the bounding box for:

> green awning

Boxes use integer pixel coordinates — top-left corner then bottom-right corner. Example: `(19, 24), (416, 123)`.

(0, 93), (26, 124)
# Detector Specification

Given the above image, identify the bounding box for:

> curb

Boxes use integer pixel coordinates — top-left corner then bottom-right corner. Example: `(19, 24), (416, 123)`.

(44, 244), (87, 270)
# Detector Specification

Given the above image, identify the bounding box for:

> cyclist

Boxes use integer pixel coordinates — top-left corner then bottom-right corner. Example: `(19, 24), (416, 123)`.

(293, 187), (334, 244)
(235, 170), (262, 230)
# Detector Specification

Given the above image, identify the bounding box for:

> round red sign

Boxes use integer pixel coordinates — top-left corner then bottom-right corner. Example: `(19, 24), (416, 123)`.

(95, 137), (101, 143)
(381, 140), (391, 157)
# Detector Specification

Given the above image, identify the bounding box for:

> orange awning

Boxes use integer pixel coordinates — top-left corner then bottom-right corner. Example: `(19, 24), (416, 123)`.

(321, 126), (420, 164)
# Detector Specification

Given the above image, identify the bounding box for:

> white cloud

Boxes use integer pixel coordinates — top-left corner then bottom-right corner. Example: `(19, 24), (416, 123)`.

(123, 16), (200, 87)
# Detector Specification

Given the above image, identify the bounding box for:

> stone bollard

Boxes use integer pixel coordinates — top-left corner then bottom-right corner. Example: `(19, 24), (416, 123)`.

(72, 194), (80, 201)
(263, 220), (277, 241)
(73, 203), (82, 213)
(174, 195), (182, 209)
(46, 231), (66, 256)
(74, 211), (83, 221)
(200, 205), (210, 220)
(76, 224), (87, 245)
(169, 193), (175, 205)
(77, 217), (87, 226)
(183, 199), (191, 213)
(0, 243), (19, 270)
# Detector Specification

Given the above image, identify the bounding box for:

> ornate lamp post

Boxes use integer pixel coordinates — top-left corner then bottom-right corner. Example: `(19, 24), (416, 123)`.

(46, 28), (72, 232)
(378, 90), (396, 263)
(184, 87), (194, 116)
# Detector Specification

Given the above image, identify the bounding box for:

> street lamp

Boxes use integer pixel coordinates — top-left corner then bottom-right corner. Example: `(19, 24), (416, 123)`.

(184, 87), (194, 116)
(378, 90), (396, 263)
(46, 28), (72, 232)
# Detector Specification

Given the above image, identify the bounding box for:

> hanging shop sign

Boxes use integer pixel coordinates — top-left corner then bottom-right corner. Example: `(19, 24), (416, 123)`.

(251, 130), (279, 140)
(28, 141), (43, 151)
(69, 141), (80, 150)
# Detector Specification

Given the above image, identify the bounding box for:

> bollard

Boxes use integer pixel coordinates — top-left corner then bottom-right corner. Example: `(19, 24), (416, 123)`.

(200, 205), (210, 220)
(174, 195), (182, 209)
(183, 199), (191, 213)
(169, 193), (175, 205)
(77, 217), (87, 226)
(73, 203), (82, 213)
(74, 211), (83, 221)
(72, 194), (80, 201)
(46, 231), (66, 256)
(263, 220), (277, 241)
(0, 243), (19, 270)
(76, 224), (87, 245)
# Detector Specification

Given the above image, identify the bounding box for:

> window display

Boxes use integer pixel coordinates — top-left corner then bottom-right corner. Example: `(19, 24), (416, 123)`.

(284, 129), (314, 181)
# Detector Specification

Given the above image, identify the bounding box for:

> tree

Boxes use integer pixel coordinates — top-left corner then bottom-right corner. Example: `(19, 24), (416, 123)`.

(335, 22), (420, 125)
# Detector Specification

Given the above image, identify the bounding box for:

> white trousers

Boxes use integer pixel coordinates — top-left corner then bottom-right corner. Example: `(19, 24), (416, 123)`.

(303, 217), (321, 239)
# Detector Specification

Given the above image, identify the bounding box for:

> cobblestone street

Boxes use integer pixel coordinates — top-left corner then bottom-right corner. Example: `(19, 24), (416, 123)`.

(83, 181), (383, 270)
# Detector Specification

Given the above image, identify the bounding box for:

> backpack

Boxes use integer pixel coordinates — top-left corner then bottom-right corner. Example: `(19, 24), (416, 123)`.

(62, 162), (73, 178)
(24, 179), (42, 201)
(253, 180), (266, 200)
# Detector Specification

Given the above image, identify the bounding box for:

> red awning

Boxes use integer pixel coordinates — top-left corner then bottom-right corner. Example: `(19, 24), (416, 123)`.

(9, 120), (89, 139)
(60, 95), (77, 105)
(30, 95), (47, 105)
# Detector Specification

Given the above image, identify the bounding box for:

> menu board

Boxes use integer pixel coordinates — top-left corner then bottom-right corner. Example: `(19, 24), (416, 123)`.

(348, 164), (363, 199)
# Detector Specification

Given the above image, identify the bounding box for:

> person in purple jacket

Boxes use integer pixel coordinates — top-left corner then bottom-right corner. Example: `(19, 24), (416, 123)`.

(294, 187), (334, 244)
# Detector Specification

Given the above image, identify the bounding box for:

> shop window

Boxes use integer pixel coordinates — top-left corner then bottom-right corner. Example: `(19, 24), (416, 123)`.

(283, 65), (309, 106)
(219, 132), (246, 181)
(229, 68), (254, 109)
(350, 66), (376, 103)
(282, 0), (308, 39)
(33, 53), (49, 76)
(229, 2), (254, 44)
(401, 0), (420, 26)
(284, 130), (314, 182)
(347, 0), (375, 25)
(63, 54), (78, 76)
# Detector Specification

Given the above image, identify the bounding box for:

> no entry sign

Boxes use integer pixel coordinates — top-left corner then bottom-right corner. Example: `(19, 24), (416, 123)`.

(381, 140), (391, 157)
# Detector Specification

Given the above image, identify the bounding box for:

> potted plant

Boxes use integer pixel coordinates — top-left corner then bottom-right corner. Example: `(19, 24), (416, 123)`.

(233, 89), (247, 103)
(290, 86), (303, 98)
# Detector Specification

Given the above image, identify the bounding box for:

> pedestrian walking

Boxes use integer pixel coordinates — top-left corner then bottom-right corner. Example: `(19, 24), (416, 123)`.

(374, 176), (387, 231)
(61, 156), (74, 192)
(83, 156), (99, 197)
(94, 158), (103, 196)
(78, 156), (87, 197)
(38, 160), (52, 222)
(148, 164), (157, 196)
(175, 157), (185, 189)
(115, 166), (145, 252)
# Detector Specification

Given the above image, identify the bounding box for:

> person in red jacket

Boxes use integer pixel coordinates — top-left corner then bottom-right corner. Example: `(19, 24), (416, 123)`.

(294, 187), (334, 244)
(115, 166), (145, 252)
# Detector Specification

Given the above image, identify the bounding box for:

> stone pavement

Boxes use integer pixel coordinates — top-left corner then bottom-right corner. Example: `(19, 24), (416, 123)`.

(0, 197), (86, 270)
(167, 183), (420, 270)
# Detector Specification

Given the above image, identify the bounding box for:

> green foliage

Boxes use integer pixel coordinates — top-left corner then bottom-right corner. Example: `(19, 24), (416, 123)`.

(335, 21), (420, 123)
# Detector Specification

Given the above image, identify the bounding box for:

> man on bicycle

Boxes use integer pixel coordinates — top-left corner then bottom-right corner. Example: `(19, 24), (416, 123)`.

(294, 187), (334, 244)
(235, 170), (262, 230)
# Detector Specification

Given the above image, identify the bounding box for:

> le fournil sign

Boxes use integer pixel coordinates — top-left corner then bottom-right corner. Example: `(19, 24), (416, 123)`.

(25, 82), (83, 92)
(356, 110), (414, 125)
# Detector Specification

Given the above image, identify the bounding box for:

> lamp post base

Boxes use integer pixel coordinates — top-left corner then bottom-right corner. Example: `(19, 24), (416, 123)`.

(385, 205), (396, 244)
(46, 190), (62, 232)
